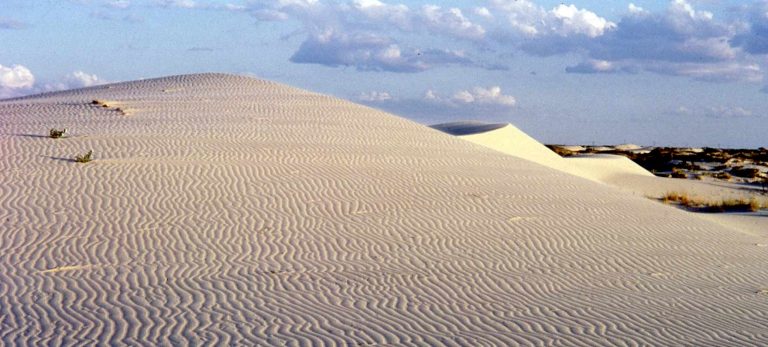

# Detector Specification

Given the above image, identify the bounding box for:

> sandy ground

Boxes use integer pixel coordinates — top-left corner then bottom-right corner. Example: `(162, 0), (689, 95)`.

(438, 121), (768, 237)
(2, 74), (768, 346)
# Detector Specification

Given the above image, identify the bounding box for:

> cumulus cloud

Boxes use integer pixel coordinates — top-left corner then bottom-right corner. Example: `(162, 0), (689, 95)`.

(419, 5), (485, 40)
(555, 0), (763, 83)
(226, 0), (489, 72)
(416, 85), (516, 108)
(0, 64), (35, 99)
(550, 4), (615, 38)
(358, 86), (517, 123)
(358, 85), (517, 123)
(451, 86), (516, 106)
(487, 0), (614, 39)
(66, 71), (107, 87)
(37, 71), (108, 93)
(105, 0), (768, 85)
(289, 29), (472, 72)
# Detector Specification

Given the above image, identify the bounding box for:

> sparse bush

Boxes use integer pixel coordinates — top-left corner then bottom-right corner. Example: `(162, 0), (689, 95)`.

(91, 99), (109, 108)
(713, 171), (732, 180)
(49, 128), (67, 139)
(662, 191), (691, 205)
(660, 191), (763, 213)
(74, 150), (93, 163)
(671, 168), (687, 179)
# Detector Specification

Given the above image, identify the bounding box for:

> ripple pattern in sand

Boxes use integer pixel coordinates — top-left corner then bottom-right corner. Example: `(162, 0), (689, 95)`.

(2, 73), (768, 346)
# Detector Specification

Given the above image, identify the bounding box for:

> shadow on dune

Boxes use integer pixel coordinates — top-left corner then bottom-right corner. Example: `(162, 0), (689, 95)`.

(14, 133), (50, 138)
(43, 155), (77, 163)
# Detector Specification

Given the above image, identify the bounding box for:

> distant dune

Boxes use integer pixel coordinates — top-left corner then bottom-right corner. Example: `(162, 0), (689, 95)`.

(2, 73), (767, 345)
(431, 121), (654, 183)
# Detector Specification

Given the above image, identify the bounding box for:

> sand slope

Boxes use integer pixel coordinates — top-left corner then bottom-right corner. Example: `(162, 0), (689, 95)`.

(432, 121), (653, 184)
(2, 74), (768, 346)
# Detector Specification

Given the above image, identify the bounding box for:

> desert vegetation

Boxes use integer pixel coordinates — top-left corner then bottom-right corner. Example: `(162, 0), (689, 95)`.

(661, 191), (765, 213)
(91, 99), (109, 107)
(49, 128), (67, 139)
(91, 99), (128, 115)
(74, 150), (93, 163)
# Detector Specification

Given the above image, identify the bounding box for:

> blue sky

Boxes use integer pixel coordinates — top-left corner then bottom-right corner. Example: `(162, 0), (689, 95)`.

(2, 0), (767, 148)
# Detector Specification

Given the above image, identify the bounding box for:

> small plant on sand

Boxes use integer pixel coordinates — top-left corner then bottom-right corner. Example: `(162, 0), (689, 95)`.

(74, 150), (93, 163)
(91, 99), (109, 108)
(49, 128), (67, 139)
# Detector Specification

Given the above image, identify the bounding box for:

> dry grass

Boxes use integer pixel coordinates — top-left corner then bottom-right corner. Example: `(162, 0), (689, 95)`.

(74, 150), (93, 163)
(661, 191), (765, 213)
(49, 128), (66, 139)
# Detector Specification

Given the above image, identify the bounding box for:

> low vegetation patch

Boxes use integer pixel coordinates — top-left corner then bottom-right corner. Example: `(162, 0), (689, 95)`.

(49, 128), (67, 139)
(661, 191), (764, 213)
(74, 150), (93, 163)
(91, 99), (109, 108)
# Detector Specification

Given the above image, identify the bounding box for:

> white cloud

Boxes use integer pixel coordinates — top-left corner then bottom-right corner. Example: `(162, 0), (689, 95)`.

(419, 5), (485, 40)
(474, 7), (492, 19)
(352, 0), (411, 29)
(0, 64), (35, 98)
(358, 90), (392, 101)
(550, 4), (615, 38)
(36, 70), (109, 93)
(358, 85), (518, 123)
(289, 28), (472, 72)
(627, 3), (646, 15)
(413, 85), (516, 107)
(66, 71), (107, 87)
(451, 86), (516, 106)
(566, 59), (628, 74)
(488, 0), (614, 38)
(156, 0), (197, 9)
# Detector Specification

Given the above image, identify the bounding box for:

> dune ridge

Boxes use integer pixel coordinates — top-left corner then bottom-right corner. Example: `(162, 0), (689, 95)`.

(2, 73), (767, 345)
(431, 121), (654, 184)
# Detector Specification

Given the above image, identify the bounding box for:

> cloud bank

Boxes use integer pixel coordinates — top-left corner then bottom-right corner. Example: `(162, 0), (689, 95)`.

(200, 0), (765, 85)
(0, 64), (107, 99)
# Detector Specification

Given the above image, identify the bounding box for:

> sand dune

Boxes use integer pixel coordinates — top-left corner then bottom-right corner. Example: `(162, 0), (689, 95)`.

(431, 121), (653, 184)
(2, 73), (768, 345)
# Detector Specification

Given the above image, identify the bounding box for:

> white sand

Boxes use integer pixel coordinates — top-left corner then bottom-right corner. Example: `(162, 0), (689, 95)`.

(432, 121), (653, 184)
(2, 73), (768, 345)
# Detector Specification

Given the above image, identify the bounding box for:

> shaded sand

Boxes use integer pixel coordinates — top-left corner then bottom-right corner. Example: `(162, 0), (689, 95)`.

(597, 174), (768, 236)
(564, 154), (655, 182)
(2, 74), (768, 345)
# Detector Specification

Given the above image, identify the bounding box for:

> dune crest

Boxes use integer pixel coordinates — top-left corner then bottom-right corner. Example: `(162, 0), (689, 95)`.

(431, 121), (653, 183)
(2, 73), (767, 345)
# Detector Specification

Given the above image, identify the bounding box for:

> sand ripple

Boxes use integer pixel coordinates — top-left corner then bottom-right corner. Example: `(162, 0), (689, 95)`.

(1, 73), (767, 345)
